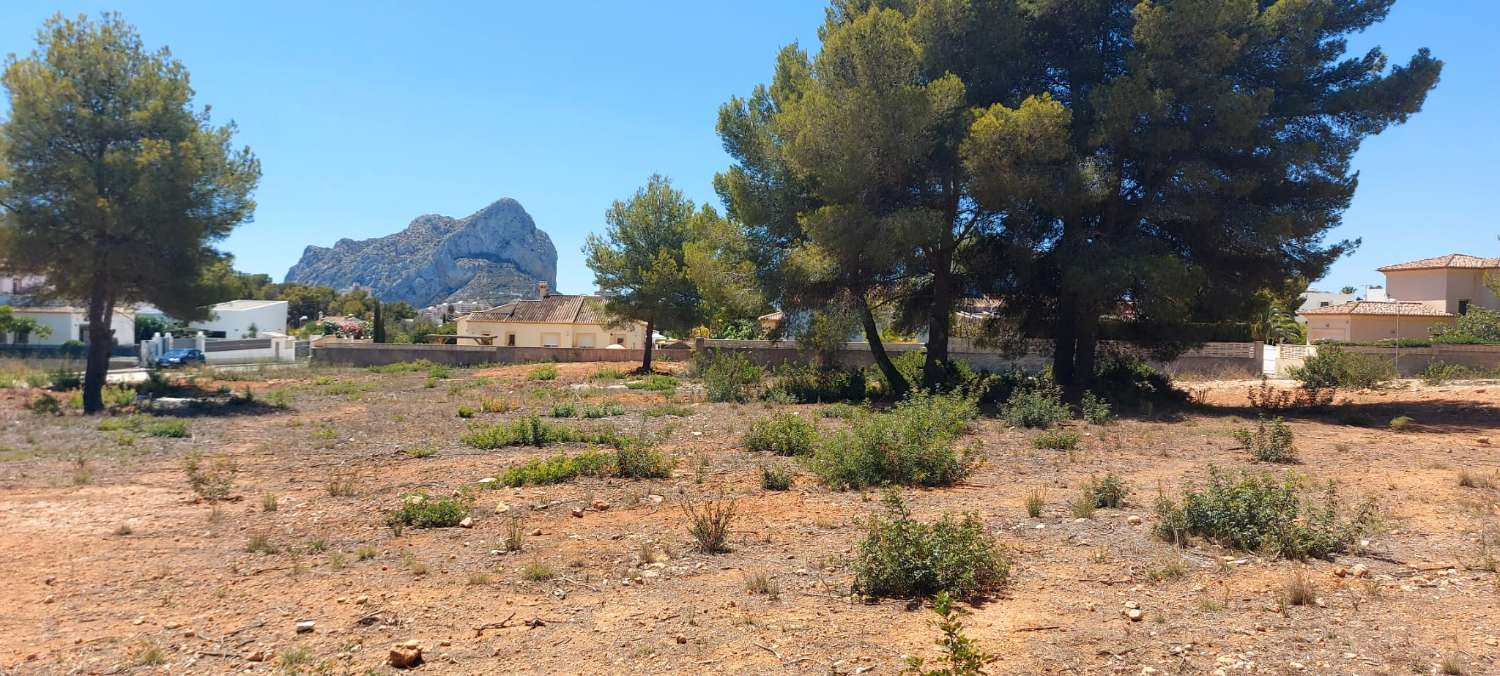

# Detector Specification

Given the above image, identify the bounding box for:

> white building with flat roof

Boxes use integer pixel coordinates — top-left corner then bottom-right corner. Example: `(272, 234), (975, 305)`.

(189, 300), (289, 339)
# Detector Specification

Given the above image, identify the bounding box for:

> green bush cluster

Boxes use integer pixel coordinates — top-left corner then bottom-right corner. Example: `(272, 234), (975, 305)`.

(1233, 416), (1297, 463)
(760, 464), (793, 491)
(497, 442), (673, 486)
(528, 363), (559, 381)
(811, 392), (978, 489)
(851, 493), (1009, 600)
(1080, 392), (1112, 424)
(1001, 386), (1069, 429)
(367, 359), (450, 378)
(698, 350), (764, 402)
(775, 362), (866, 403)
(1032, 429), (1080, 451)
(742, 413), (817, 456)
(388, 493), (470, 528)
(1153, 466), (1378, 560)
(1290, 346), (1395, 390)
(461, 415), (623, 449)
(1085, 473), (1129, 508)
(626, 374), (677, 392)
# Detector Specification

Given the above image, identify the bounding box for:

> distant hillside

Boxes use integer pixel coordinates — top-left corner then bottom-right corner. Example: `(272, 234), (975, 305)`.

(285, 198), (557, 308)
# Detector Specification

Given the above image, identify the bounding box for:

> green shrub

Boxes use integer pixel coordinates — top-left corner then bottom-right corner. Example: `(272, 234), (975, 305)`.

(528, 363), (559, 381)
(811, 392), (978, 489)
(388, 493), (470, 528)
(456, 405), (477, 419)
(1090, 351), (1181, 407)
(1233, 416), (1297, 463)
(581, 401), (625, 418)
(698, 350), (764, 402)
(1032, 429), (1080, 451)
(1001, 387), (1069, 429)
(851, 493), (1008, 600)
(683, 494), (737, 554)
(592, 367), (627, 380)
(1388, 415), (1414, 432)
(1085, 473), (1129, 508)
(742, 413), (817, 456)
(461, 415), (623, 449)
(869, 350), (980, 396)
(1420, 360), (1473, 385)
(615, 442), (675, 479)
(144, 418), (189, 438)
(25, 393), (61, 415)
(776, 362), (866, 403)
(264, 388), (292, 408)
(819, 402), (864, 418)
(1153, 466), (1378, 560)
(499, 451), (616, 486)
(1080, 392), (1112, 424)
(760, 464), (793, 491)
(550, 402), (577, 418)
(627, 374), (677, 392)
(1290, 346), (1394, 390)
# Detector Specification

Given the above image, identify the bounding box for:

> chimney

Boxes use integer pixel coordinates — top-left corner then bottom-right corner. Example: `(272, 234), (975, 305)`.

(537, 281), (549, 299)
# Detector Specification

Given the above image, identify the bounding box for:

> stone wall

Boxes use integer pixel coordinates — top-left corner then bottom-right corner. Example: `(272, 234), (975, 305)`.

(312, 342), (646, 367)
(1340, 344), (1500, 377)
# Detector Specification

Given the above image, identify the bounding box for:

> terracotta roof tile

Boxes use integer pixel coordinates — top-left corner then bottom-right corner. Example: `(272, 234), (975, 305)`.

(1377, 253), (1499, 272)
(1298, 301), (1454, 317)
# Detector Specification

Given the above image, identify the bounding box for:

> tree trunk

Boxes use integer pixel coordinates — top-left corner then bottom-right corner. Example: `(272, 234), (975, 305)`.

(640, 319), (655, 373)
(1052, 294), (1077, 400)
(1074, 311), (1099, 397)
(856, 293), (908, 399)
(921, 260), (954, 391)
(82, 289), (115, 414)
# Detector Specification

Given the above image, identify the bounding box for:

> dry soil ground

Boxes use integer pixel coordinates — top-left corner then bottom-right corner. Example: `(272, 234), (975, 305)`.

(1, 361), (1498, 675)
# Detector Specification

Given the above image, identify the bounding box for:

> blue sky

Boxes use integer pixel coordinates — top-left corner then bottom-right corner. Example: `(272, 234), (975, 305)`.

(1, 1), (1494, 299)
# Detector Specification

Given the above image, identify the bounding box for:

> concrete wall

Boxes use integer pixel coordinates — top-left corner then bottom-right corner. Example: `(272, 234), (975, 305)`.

(1385, 269), (1451, 310)
(454, 319), (645, 349)
(192, 301), (289, 339)
(313, 342), (647, 367)
(1341, 344), (1500, 377)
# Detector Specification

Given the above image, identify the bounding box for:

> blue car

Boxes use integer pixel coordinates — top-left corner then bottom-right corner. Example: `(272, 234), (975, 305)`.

(157, 348), (205, 368)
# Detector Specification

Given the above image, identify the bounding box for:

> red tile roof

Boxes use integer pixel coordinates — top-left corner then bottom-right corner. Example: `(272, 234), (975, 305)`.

(1377, 253), (1499, 272)
(464, 295), (614, 324)
(1298, 301), (1454, 317)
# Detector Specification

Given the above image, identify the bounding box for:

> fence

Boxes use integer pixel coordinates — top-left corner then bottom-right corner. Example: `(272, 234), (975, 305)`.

(312, 342), (647, 368)
(139, 333), (301, 366)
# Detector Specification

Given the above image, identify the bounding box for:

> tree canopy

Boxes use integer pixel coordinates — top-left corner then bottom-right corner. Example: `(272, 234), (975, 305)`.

(0, 13), (260, 411)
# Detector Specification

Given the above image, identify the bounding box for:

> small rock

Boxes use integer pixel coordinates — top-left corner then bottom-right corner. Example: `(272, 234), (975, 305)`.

(246, 650), (266, 662)
(295, 620), (316, 634)
(675, 634), (687, 644)
(647, 494), (664, 504)
(591, 500), (610, 511)
(1349, 564), (1369, 578)
(389, 640), (423, 669)
(1125, 609), (1143, 622)
(355, 595), (370, 605)
(495, 502), (510, 513)
(531, 528), (543, 536)
(478, 477), (496, 487)
(459, 517), (474, 528)
(1123, 600), (1140, 609)
(42, 595), (54, 604)
(571, 507), (585, 518)
(1127, 515), (1143, 526)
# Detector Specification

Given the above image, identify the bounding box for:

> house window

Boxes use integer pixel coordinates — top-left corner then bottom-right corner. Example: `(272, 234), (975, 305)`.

(1318, 301), (1329, 307)
(615, 336), (625, 345)
(541, 332), (561, 347)
(506, 333), (516, 347)
(576, 333), (595, 348)
(1459, 299), (1470, 315)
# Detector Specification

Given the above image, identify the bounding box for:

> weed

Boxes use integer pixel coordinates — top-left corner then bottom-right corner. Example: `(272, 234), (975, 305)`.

(744, 571), (781, 599)
(742, 412), (817, 456)
(183, 450), (238, 501)
(404, 444), (437, 459)
(326, 472), (358, 497)
(1290, 346), (1394, 390)
(1068, 493), (1097, 519)
(387, 493), (470, 529)
(264, 388), (292, 408)
(1024, 488), (1045, 518)
(1247, 377), (1334, 411)
(468, 571), (493, 586)
(462, 415), (624, 449)
(261, 494), (279, 512)
(528, 364), (559, 381)
(683, 494), (737, 554)
(246, 534), (278, 554)
(1033, 429), (1081, 451)
(328, 552), (348, 570)
(616, 443), (675, 479)
(1388, 415), (1414, 432)
(127, 639), (167, 667)
(456, 404), (477, 418)
(550, 402), (578, 418)
(499, 451), (616, 486)
(819, 402), (863, 418)
(1146, 556), (1188, 582)
(305, 538), (328, 554)
(593, 367), (627, 380)
(355, 544), (378, 561)
(521, 561), (555, 581)
(626, 374), (677, 392)
(114, 523), (133, 536)
(503, 517), (525, 552)
(1233, 416), (1298, 463)
(1280, 569), (1316, 608)
(1458, 470), (1495, 489)
(25, 392), (61, 416)
(581, 401), (625, 418)
(760, 464), (793, 491)
(852, 493), (1008, 600)
(480, 397), (515, 413)
(901, 592), (998, 676)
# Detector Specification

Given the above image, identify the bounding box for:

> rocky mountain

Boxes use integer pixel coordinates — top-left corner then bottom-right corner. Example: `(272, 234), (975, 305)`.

(285, 198), (557, 308)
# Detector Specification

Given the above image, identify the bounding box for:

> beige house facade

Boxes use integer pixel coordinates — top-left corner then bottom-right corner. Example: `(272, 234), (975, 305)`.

(1299, 254), (1495, 343)
(455, 285), (645, 349)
